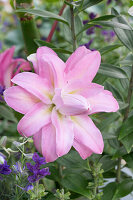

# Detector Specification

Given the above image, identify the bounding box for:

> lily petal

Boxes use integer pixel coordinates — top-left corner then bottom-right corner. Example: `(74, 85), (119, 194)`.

(71, 115), (104, 154)
(65, 46), (91, 73)
(4, 86), (39, 114)
(65, 49), (101, 83)
(27, 53), (38, 73)
(42, 123), (58, 162)
(11, 72), (52, 104)
(17, 102), (51, 137)
(51, 108), (74, 157)
(73, 139), (93, 159)
(53, 89), (89, 116)
(88, 90), (119, 114)
(36, 48), (65, 88)
(33, 129), (43, 154)
(64, 80), (104, 98)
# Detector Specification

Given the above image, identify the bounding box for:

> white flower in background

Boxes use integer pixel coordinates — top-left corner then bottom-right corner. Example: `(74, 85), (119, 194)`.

(128, 6), (133, 16)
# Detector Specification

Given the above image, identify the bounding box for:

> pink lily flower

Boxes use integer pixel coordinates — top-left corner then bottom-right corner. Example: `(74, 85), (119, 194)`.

(0, 46), (31, 93)
(4, 46), (119, 162)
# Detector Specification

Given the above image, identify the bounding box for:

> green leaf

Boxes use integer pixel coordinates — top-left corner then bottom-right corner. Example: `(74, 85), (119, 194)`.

(104, 82), (124, 101)
(0, 105), (17, 122)
(123, 152), (133, 168)
(16, 9), (69, 25)
(98, 63), (128, 79)
(75, 0), (104, 14)
(99, 155), (116, 172)
(62, 7), (83, 43)
(112, 8), (133, 51)
(119, 116), (133, 140)
(99, 44), (122, 55)
(114, 179), (133, 198)
(102, 182), (117, 200)
(77, 21), (132, 37)
(121, 133), (133, 153)
(61, 174), (90, 198)
(34, 39), (72, 54)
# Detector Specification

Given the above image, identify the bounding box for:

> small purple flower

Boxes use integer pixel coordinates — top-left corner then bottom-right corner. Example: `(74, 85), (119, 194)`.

(89, 12), (97, 20)
(81, 39), (96, 51)
(17, 184), (34, 191)
(86, 27), (95, 35)
(0, 86), (5, 95)
(107, 0), (118, 5)
(0, 159), (12, 180)
(26, 153), (50, 183)
(13, 162), (25, 174)
(101, 30), (115, 42)
(0, 42), (2, 51)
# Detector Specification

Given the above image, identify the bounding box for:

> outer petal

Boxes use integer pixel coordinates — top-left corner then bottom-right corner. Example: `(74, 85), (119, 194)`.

(65, 50), (101, 83)
(64, 80), (104, 98)
(88, 90), (119, 114)
(65, 46), (91, 73)
(51, 108), (74, 157)
(11, 72), (53, 104)
(17, 102), (51, 137)
(42, 123), (58, 162)
(71, 115), (104, 154)
(4, 86), (39, 114)
(27, 53), (38, 73)
(33, 124), (58, 162)
(33, 129), (43, 154)
(36, 48), (66, 88)
(0, 46), (15, 87)
(73, 139), (93, 159)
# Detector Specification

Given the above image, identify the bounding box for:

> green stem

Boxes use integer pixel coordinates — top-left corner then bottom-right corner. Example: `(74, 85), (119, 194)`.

(70, 4), (77, 51)
(116, 64), (133, 183)
(36, 181), (39, 200)
(15, 0), (40, 55)
(116, 157), (121, 183)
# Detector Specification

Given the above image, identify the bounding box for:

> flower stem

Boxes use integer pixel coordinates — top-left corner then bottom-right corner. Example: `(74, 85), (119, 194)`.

(36, 181), (39, 200)
(70, 3), (77, 51)
(116, 64), (133, 183)
(15, 0), (40, 55)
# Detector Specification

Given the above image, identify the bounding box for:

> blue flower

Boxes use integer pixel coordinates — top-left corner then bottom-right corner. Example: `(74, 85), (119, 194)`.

(26, 153), (50, 183)
(0, 156), (12, 180)
(17, 184), (33, 191)
(13, 161), (26, 175)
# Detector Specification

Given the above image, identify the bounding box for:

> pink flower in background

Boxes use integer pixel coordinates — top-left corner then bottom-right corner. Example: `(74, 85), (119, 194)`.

(0, 46), (31, 94)
(4, 46), (119, 162)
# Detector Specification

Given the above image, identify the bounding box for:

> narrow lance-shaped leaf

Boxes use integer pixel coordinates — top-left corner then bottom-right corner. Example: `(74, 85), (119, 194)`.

(112, 8), (133, 51)
(16, 9), (69, 25)
(74, 0), (104, 14)
(77, 19), (132, 37)
(98, 63), (128, 79)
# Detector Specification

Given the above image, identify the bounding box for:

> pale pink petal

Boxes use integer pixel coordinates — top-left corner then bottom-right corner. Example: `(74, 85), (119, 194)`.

(27, 53), (38, 73)
(73, 139), (93, 159)
(17, 102), (51, 137)
(88, 90), (119, 114)
(33, 129), (43, 154)
(0, 47), (15, 87)
(65, 50), (101, 83)
(51, 108), (74, 157)
(64, 80), (104, 98)
(36, 48), (66, 88)
(11, 72), (53, 104)
(13, 59), (31, 76)
(42, 123), (58, 162)
(4, 86), (39, 114)
(37, 46), (57, 56)
(53, 89), (89, 115)
(65, 46), (91, 73)
(71, 115), (104, 154)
